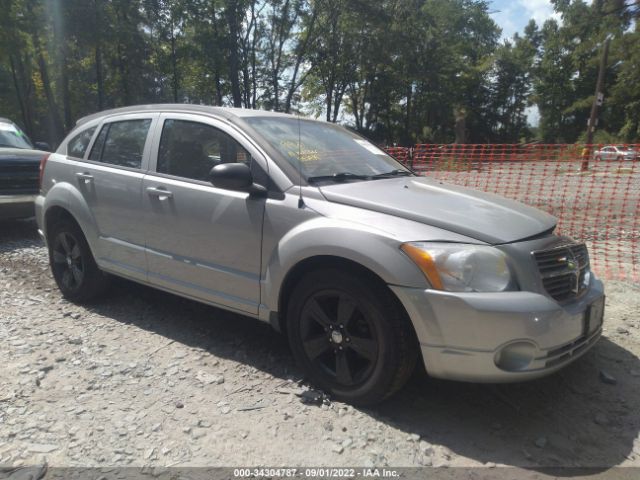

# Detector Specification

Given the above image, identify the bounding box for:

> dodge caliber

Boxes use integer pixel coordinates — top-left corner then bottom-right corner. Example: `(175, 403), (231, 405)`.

(36, 105), (605, 405)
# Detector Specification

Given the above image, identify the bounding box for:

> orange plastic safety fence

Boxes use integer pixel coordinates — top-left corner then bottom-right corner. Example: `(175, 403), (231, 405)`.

(384, 143), (640, 283)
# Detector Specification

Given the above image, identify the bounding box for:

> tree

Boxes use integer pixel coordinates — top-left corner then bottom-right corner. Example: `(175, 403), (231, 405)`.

(1, 0), (638, 147)
(489, 31), (536, 142)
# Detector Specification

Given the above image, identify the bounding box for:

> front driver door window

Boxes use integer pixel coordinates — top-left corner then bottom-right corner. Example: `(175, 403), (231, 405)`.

(156, 119), (252, 181)
(142, 117), (266, 313)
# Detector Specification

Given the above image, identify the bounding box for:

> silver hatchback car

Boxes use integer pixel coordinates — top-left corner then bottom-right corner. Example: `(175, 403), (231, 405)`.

(36, 105), (605, 404)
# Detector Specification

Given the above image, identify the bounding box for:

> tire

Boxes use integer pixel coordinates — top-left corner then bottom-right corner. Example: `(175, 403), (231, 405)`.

(617, 155), (623, 161)
(595, 156), (601, 162)
(286, 268), (418, 405)
(48, 219), (110, 303)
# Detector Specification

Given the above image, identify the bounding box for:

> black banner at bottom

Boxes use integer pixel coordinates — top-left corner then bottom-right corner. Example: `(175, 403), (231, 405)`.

(2, 466), (640, 480)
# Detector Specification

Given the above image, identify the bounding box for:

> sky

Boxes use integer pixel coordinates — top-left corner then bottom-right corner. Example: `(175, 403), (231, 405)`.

(490, 0), (561, 40)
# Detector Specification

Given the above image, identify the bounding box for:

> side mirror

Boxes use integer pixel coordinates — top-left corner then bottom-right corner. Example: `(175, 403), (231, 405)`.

(35, 141), (51, 151)
(209, 163), (267, 196)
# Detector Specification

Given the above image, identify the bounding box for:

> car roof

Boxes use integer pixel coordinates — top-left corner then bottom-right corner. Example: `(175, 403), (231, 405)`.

(0, 117), (14, 124)
(74, 104), (303, 127)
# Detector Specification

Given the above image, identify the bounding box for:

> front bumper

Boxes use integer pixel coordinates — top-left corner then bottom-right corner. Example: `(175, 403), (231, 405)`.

(0, 194), (37, 219)
(390, 278), (605, 382)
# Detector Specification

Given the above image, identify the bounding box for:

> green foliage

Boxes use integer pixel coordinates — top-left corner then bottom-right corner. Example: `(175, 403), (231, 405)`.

(531, 0), (637, 143)
(0, 0), (638, 146)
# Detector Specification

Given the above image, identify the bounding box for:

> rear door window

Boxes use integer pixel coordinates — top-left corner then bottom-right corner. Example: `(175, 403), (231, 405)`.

(88, 119), (151, 169)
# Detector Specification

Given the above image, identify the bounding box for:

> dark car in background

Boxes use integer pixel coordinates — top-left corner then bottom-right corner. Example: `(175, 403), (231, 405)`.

(0, 117), (50, 220)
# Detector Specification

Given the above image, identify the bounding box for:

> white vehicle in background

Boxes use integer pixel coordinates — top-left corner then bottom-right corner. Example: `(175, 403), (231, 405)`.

(593, 145), (638, 161)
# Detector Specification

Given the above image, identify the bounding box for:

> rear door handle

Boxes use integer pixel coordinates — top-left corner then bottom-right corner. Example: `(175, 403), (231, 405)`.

(146, 186), (173, 200)
(76, 172), (93, 184)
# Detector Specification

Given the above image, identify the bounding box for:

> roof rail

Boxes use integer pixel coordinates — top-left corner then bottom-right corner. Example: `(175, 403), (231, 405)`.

(75, 104), (168, 126)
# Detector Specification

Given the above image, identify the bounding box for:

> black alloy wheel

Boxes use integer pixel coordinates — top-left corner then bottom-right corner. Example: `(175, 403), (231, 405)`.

(287, 268), (418, 405)
(48, 220), (109, 302)
(299, 290), (379, 387)
(51, 231), (85, 292)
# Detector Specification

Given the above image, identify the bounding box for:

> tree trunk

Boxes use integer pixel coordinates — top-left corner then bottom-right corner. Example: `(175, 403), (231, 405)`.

(95, 43), (104, 109)
(15, 54), (36, 136)
(9, 55), (31, 135)
(284, 7), (317, 113)
(35, 49), (64, 141)
(251, 41), (257, 108)
(405, 84), (412, 140)
(242, 62), (251, 108)
(332, 83), (345, 122)
(273, 71), (280, 111)
(324, 71), (335, 122)
(350, 90), (361, 131)
(116, 41), (131, 104)
(225, 0), (242, 108)
(215, 71), (223, 106)
(52, 0), (71, 131)
(210, 5), (223, 106)
(170, 16), (179, 102)
(95, 0), (104, 110)
(454, 106), (467, 144)
(26, 2), (64, 142)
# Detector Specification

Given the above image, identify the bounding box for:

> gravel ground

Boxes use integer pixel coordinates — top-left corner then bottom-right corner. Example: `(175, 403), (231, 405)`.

(1, 218), (640, 474)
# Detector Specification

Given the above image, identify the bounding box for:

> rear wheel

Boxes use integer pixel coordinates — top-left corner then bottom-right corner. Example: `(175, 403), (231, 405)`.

(287, 268), (418, 405)
(49, 220), (109, 303)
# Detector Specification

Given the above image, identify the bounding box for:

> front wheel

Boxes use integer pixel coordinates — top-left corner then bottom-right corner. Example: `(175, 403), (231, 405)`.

(287, 268), (418, 405)
(49, 220), (110, 303)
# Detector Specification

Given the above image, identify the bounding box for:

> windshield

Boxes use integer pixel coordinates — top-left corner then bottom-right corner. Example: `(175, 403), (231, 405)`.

(244, 117), (409, 181)
(0, 122), (33, 149)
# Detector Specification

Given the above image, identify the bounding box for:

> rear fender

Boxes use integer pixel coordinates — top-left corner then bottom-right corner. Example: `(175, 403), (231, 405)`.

(42, 182), (99, 253)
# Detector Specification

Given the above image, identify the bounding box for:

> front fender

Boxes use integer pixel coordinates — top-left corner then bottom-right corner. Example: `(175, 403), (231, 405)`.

(262, 215), (428, 313)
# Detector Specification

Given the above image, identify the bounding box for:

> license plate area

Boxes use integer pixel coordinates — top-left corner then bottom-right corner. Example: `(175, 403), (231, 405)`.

(584, 296), (605, 336)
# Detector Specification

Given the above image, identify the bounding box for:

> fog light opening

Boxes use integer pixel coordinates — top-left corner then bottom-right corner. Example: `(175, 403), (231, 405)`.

(495, 341), (537, 372)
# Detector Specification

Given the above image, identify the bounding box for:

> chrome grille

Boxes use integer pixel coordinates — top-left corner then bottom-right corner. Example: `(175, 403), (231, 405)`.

(532, 243), (590, 302)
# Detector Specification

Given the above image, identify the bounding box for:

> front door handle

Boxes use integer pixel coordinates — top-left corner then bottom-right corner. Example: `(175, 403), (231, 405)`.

(146, 186), (173, 200)
(76, 172), (94, 184)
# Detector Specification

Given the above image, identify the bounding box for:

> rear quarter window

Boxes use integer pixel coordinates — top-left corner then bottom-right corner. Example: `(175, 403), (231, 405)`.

(67, 127), (96, 158)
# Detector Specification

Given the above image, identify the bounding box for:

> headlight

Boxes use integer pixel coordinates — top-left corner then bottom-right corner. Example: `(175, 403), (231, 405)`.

(400, 242), (516, 292)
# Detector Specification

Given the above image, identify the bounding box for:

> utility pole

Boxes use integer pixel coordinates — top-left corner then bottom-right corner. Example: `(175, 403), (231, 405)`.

(581, 36), (611, 171)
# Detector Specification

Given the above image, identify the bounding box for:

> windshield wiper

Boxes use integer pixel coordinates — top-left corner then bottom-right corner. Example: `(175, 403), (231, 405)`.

(307, 172), (371, 184)
(371, 169), (413, 178)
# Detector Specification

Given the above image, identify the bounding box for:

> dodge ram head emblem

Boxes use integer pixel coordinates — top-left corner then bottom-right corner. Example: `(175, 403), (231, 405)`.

(558, 253), (580, 293)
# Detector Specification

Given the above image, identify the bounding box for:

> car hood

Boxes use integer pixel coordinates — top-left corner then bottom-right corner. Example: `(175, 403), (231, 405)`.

(318, 177), (557, 244)
(0, 147), (47, 166)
